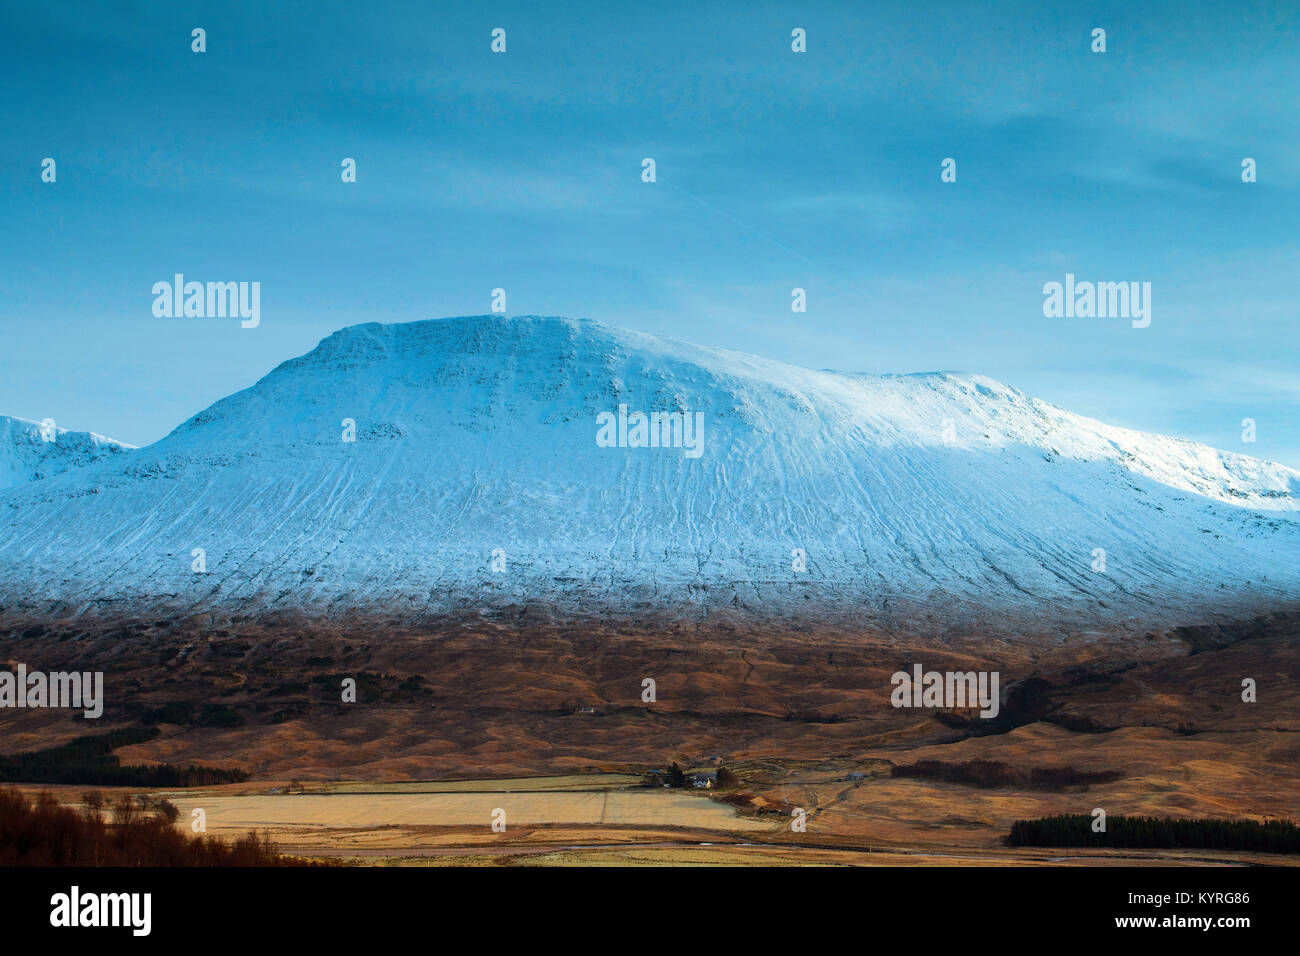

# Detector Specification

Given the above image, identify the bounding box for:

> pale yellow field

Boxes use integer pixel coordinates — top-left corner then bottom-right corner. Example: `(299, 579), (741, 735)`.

(165, 788), (770, 834)
(24, 772), (1293, 865)
(314, 774), (644, 794)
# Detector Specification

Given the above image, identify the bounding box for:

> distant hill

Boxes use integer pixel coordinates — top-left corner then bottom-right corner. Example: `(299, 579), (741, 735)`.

(0, 414), (133, 491)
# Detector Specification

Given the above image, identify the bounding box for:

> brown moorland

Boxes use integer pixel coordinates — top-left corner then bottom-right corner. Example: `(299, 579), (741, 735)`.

(1, 609), (1296, 865)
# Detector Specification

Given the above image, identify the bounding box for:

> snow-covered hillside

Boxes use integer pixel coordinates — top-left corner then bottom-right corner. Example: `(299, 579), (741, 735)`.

(0, 415), (134, 491)
(0, 316), (1296, 633)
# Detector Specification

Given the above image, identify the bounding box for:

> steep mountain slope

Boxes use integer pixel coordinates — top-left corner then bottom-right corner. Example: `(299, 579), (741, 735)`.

(0, 316), (1296, 634)
(0, 415), (134, 491)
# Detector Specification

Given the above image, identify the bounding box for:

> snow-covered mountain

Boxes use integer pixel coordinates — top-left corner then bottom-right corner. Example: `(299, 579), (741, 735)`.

(1, 315), (1297, 634)
(0, 415), (134, 491)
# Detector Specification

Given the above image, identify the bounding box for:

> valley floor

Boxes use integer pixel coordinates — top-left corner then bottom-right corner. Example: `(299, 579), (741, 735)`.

(10, 772), (1297, 867)
(2, 609), (1297, 866)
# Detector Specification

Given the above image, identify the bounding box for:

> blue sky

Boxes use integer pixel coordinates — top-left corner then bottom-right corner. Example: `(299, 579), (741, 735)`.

(2, 0), (1298, 466)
